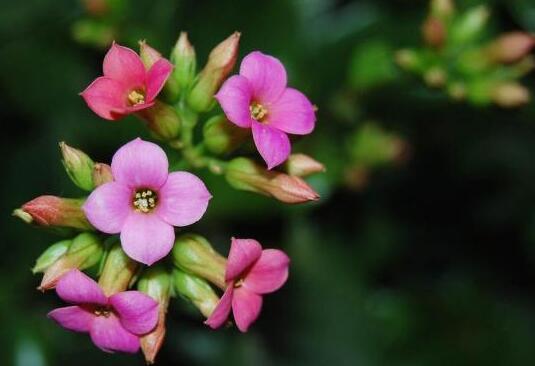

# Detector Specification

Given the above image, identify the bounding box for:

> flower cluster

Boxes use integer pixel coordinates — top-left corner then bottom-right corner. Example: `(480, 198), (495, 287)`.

(14, 31), (322, 362)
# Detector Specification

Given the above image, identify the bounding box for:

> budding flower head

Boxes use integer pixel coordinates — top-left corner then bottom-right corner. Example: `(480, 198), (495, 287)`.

(33, 240), (72, 274)
(284, 153), (325, 177)
(203, 115), (249, 155)
(60, 142), (95, 191)
(491, 82), (530, 108)
(487, 32), (535, 64)
(171, 234), (227, 290)
(136, 101), (181, 140)
(92, 163), (113, 187)
(422, 16), (446, 48)
(171, 32), (197, 91)
(225, 157), (320, 204)
(98, 243), (139, 296)
(187, 32), (240, 112)
(173, 269), (220, 318)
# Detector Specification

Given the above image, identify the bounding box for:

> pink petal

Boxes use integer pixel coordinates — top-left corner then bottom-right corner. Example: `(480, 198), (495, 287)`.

(82, 182), (132, 234)
(90, 313), (140, 353)
(215, 75), (254, 128)
(145, 58), (173, 102)
(251, 121), (291, 169)
(80, 77), (128, 120)
(156, 172), (212, 227)
(56, 269), (107, 305)
(111, 138), (169, 189)
(120, 212), (174, 265)
(109, 291), (158, 335)
(266, 88), (316, 135)
(225, 238), (262, 282)
(103, 43), (146, 90)
(243, 249), (290, 294)
(232, 287), (263, 332)
(124, 101), (155, 114)
(204, 285), (234, 329)
(48, 306), (95, 332)
(239, 51), (287, 103)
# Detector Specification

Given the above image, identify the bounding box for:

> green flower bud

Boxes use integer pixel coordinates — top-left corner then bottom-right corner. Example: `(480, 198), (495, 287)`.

(203, 115), (249, 155)
(98, 243), (139, 296)
(450, 5), (490, 44)
(139, 40), (162, 69)
(59, 142), (95, 191)
(171, 32), (197, 91)
(172, 269), (220, 318)
(171, 234), (227, 290)
(137, 101), (181, 140)
(32, 240), (72, 274)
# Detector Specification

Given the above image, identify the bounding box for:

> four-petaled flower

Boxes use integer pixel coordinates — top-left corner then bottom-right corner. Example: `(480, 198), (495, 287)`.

(205, 238), (290, 332)
(83, 138), (212, 265)
(216, 51), (316, 169)
(81, 43), (173, 120)
(48, 269), (158, 353)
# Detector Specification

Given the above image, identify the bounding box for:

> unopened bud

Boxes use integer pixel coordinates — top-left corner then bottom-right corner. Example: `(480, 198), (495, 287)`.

(424, 66), (447, 88)
(226, 158), (320, 204)
(171, 234), (227, 290)
(422, 17), (445, 48)
(136, 101), (181, 140)
(92, 163), (113, 187)
(171, 32), (197, 91)
(487, 32), (535, 64)
(203, 115), (249, 155)
(16, 196), (93, 231)
(71, 19), (115, 49)
(39, 232), (103, 290)
(98, 243), (139, 296)
(138, 267), (171, 364)
(172, 269), (220, 318)
(82, 0), (109, 17)
(491, 82), (530, 108)
(32, 240), (71, 274)
(395, 49), (423, 72)
(187, 32), (240, 112)
(451, 5), (490, 44)
(448, 82), (467, 100)
(59, 142), (95, 191)
(284, 154), (325, 177)
(431, 0), (454, 19)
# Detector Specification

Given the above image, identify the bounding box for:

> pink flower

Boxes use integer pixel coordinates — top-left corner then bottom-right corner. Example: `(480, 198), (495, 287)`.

(48, 269), (158, 353)
(215, 51), (316, 169)
(81, 43), (173, 120)
(82, 138), (211, 265)
(205, 238), (290, 332)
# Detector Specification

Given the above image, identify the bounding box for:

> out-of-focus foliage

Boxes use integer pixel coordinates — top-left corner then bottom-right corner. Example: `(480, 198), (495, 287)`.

(3, 0), (535, 365)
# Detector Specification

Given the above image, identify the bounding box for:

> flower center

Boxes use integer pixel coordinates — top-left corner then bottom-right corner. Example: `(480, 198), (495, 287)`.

(128, 90), (145, 106)
(93, 306), (111, 317)
(133, 189), (158, 213)
(250, 102), (268, 122)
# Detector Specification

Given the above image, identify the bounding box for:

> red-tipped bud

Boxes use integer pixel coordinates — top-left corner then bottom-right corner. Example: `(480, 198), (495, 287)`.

(92, 163), (113, 187)
(284, 154), (325, 177)
(139, 40), (163, 69)
(422, 17), (446, 48)
(487, 32), (535, 64)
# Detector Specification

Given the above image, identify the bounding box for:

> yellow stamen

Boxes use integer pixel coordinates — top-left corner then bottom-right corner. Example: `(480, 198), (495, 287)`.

(128, 90), (145, 106)
(133, 189), (158, 213)
(250, 102), (268, 121)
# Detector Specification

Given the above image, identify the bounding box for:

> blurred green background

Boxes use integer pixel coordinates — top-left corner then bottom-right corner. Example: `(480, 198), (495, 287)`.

(3, 0), (535, 365)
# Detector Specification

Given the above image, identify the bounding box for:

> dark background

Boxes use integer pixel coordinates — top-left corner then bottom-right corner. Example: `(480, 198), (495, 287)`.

(3, 0), (535, 365)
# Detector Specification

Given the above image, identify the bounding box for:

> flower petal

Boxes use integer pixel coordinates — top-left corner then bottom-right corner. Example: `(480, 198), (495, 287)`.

(251, 121), (291, 169)
(80, 77), (128, 120)
(215, 75), (254, 128)
(111, 138), (169, 189)
(90, 313), (140, 353)
(266, 88), (316, 135)
(56, 269), (107, 305)
(109, 291), (159, 335)
(48, 306), (94, 332)
(82, 182), (132, 234)
(232, 287), (262, 332)
(145, 58), (173, 102)
(240, 51), (287, 103)
(204, 285), (234, 329)
(103, 43), (146, 90)
(120, 212), (174, 265)
(225, 238), (262, 282)
(156, 172), (211, 227)
(243, 249), (290, 294)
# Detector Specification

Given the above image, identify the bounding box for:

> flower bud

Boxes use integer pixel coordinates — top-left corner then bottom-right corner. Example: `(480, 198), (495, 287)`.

(98, 243), (139, 296)
(431, 0), (454, 19)
(171, 234), (227, 290)
(422, 17), (445, 48)
(139, 40), (162, 69)
(32, 240), (72, 274)
(487, 32), (535, 64)
(59, 142), (95, 191)
(225, 158), (320, 204)
(15, 196), (93, 231)
(187, 32), (240, 112)
(424, 66), (447, 88)
(450, 5), (490, 44)
(138, 267), (171, 364)
(491, 82), (530, 108)
(171, 32), (197, 91)
(92, 163), (113, 187)
(172, 269), (220, 318)
(284, 154), (325, 177)
(39, 232), (104, 290)
(395, 49), (424, 72)
(203, 115), (249, 155)
(136, 101), (181, 140)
